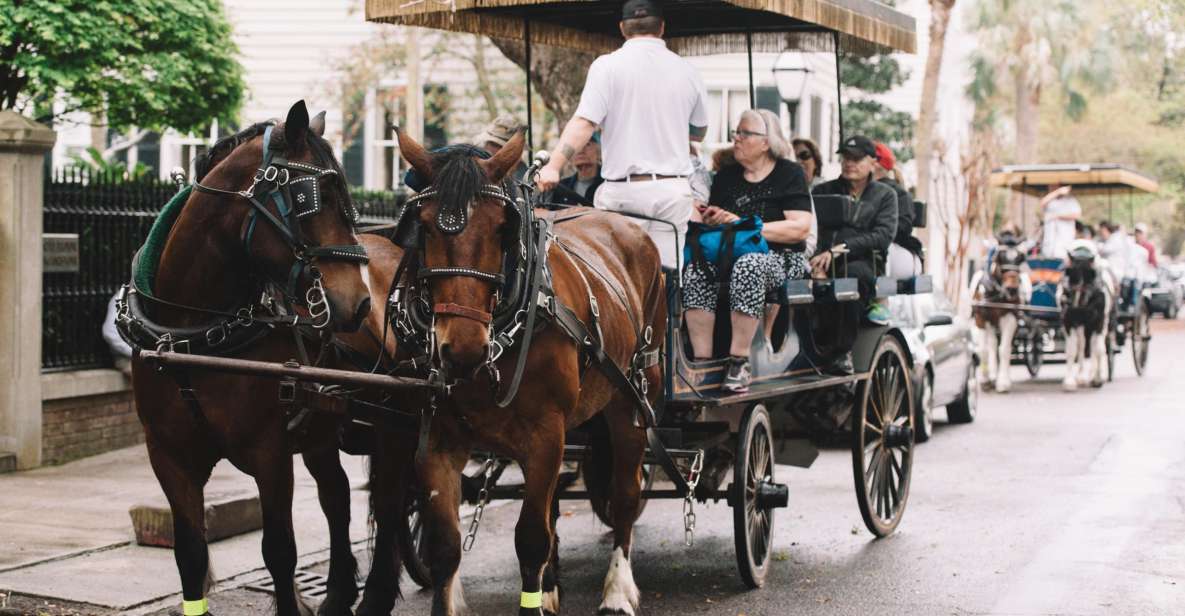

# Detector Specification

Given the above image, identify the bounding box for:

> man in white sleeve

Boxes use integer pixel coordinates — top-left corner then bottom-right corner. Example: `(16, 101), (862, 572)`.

(536, 0), (709, 269)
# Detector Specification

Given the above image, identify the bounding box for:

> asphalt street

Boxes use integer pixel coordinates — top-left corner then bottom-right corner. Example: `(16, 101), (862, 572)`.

(153, 319), (1185, 616)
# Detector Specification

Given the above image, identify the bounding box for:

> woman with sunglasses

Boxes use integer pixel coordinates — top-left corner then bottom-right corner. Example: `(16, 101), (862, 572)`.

(792, 137), (825, 188)
(684, 109), (815, 392)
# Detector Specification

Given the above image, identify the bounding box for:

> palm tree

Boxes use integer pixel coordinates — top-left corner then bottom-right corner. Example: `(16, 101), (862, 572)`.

(915, 0), (958, 204)
(967, 0), (1112, 227)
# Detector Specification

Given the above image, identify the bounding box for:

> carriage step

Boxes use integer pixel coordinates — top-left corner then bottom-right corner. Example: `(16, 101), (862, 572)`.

(813, 278), (860, 303)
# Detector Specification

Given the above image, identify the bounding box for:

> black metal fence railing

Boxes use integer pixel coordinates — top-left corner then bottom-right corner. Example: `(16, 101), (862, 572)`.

(41, 171), (407, 372)
(42, 168), (174, 372)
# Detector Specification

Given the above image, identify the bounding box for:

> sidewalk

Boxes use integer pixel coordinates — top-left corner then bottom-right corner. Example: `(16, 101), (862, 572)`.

(0, 445), (372, 612)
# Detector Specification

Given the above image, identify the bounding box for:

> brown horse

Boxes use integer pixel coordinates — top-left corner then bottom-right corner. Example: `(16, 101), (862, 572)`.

(389, 129), (667, 616)
(129, 101), (386, 616)
(970, 239), (1029, 392)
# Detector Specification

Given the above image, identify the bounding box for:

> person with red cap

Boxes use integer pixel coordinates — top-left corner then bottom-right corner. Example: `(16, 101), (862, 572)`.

(873, 141), (922, 276)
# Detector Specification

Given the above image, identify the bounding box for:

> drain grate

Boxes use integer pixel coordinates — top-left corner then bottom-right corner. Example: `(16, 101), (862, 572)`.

(244, 570), (364, 600)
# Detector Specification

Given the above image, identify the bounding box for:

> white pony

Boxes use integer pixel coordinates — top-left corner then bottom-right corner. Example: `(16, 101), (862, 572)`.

(970, 237), (1032, 393)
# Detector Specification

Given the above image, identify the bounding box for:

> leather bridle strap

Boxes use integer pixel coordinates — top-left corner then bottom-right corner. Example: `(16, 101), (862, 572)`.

(433, 302), (493, 325)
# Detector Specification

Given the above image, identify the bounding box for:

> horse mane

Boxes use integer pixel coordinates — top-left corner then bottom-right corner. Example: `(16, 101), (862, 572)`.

(430, 147), (488, 215)
(194, 121), (274, 182)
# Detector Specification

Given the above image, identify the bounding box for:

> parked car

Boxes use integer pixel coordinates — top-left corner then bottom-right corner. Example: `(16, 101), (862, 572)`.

(890, 290), (979, 443)
(1148, 266), (1184, 319)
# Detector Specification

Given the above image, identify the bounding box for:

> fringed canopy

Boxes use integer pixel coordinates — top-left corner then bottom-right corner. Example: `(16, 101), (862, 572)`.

(991, 164), (1160, 198)
(366, 0), (916, 56)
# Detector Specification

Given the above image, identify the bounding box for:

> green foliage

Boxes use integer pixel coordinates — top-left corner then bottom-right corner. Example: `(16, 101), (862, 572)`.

(840, 51), (914, 162)
(0, 0), (245, 133)
(69, 146), (151, 180)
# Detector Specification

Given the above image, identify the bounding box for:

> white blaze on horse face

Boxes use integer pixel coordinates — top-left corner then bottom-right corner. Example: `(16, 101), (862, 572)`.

(599, 547), (640, 615)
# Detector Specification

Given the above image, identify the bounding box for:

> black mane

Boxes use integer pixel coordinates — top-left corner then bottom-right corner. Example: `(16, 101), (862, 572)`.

(194, 121), (273, 182)
(430, 147), (488, 216)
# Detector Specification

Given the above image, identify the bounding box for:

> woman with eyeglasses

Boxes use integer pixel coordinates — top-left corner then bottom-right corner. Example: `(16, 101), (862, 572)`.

(683, 109), (815, 392)
(792, 137), (825, 188)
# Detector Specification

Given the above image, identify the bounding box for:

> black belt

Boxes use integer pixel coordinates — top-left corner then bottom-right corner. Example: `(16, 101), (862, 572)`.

(605, 174), (688, 183)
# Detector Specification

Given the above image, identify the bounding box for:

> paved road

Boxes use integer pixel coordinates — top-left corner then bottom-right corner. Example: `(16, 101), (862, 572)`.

(13, 321), (1181, 615)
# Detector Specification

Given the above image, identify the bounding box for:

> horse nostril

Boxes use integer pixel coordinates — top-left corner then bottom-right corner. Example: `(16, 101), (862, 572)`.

(354, 297), (371, 324)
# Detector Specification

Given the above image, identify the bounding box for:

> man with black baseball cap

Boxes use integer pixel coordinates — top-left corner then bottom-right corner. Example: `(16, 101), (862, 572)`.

(811, 134), (899, 328)
(537, 0), (709, 269)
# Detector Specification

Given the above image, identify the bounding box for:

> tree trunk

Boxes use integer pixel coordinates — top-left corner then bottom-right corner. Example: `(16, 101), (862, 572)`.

(472, 36), (501, 122)
(490, 38), (595, 131)
(915, 0), (956, 204)
(1011, 78), (1041, 230)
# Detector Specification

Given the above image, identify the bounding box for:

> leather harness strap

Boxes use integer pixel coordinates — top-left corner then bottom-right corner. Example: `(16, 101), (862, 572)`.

(434, 302), (493, 325)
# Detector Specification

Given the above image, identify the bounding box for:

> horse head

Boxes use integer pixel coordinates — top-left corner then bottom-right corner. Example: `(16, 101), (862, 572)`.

(180, 101), (369, 331)
(992, 246), (1026, 301)
(397, 128), (526, 375)
(1062, 241), (1101, 307)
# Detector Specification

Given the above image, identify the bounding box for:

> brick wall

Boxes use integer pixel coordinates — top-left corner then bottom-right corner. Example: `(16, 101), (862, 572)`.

(42, 391), (143, 465)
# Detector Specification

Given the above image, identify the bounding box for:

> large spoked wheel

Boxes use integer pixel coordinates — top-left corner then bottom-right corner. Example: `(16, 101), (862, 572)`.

(1132, 301), (1151, 376)
(399, 495), (433, 589)
(1023, 329), (1043, 378)
(852, 336), (914, 538)
(732, 402), (782, 589)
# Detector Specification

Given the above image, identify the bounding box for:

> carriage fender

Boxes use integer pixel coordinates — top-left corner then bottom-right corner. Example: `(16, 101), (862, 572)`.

(852, 326), (913, 374)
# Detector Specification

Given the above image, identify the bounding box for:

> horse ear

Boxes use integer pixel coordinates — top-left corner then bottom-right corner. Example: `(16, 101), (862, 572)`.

(395, 125), (434, 182)
(483, 129), (525, 182)
(284, 100), (310, 154)
(310, 110), (327, 137)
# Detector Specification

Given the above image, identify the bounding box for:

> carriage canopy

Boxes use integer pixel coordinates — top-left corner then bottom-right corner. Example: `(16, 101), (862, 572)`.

(990, 163), (1160, 199)
(365, 0), (916, 56)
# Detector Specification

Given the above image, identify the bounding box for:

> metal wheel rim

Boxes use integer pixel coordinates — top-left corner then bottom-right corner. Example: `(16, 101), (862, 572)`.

(853, 340), (913, 537)
(734, 404), (775, 588)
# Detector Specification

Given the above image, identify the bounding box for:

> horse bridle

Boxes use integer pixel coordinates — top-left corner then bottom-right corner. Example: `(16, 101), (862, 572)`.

(401, 183), (525, 326)
(194, 124), (369, 328)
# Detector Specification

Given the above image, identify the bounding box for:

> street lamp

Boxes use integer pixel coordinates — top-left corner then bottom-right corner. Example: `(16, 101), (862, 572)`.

(772, 52), (812, 135)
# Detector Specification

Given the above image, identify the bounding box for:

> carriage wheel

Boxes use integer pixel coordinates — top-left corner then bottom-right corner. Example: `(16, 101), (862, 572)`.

(732, 402), (780, 589)
(1132, 302), (1151, 376)
(1024, 330), (1043, 378)
(852, 336), (914, 538)
(399, 495), (433, 589)
(582, 441), (652, 527)
(913, 373), (934, 443)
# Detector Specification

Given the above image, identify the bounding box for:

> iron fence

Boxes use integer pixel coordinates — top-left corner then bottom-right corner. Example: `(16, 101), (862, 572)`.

(41, 169), (405, 372)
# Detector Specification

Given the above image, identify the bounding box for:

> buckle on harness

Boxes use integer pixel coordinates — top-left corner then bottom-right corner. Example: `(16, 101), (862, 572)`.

(278, 379), (297, 404)
(206, 325), (227, 347)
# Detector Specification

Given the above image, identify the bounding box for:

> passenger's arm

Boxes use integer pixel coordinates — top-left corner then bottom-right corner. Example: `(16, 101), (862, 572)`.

(761, 211), (812, 244)
(538, 117), (598, 191)
(842, 190), (898, 258)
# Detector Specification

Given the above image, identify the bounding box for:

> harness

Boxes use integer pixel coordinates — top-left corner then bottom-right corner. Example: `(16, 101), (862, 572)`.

(389, 174), (693, 498)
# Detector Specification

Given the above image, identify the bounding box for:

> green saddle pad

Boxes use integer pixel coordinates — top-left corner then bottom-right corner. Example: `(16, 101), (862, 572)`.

(134, 184), (193, 296)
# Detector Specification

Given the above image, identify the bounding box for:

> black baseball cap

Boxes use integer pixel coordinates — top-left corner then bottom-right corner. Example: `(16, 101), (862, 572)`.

(622, 0), (663, 20)
(837, 135), (877, 159)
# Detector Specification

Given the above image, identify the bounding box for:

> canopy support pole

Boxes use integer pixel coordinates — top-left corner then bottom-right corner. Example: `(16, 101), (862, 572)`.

(1021, 178), (1027, 238)
(746, 31), (755, 108)
(524, 17), (534, 154)
(833, 31), (845, 144)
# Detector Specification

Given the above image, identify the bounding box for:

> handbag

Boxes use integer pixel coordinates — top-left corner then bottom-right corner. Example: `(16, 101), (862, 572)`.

(684, 215), (770, 268)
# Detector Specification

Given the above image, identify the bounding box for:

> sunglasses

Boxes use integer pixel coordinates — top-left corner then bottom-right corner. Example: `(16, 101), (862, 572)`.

(729, 129), (767, 140)
(795, 150), (813, 161)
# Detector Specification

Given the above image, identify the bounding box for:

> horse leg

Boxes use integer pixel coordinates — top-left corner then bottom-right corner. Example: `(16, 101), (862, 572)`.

(301, 448), (358, 616)
(252, 450), (313, 616)
(596, 398), (646, 616)
(1063, 328), (1080, 391)
(981, 323), (999, 389)
(145, 438), (217, 615)
(996, 314), (1017, 393)
(1090, 331), (1106, 387)
(516, 417), (565, 616)
(540, 493), (562, 616)
(419, 445), (470, 616)
(356, 431), (410, 616)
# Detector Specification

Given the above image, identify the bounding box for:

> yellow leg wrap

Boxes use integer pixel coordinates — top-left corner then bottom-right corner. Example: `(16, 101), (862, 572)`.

(520, 590), (543, 609)
(182, 597), (208, 616)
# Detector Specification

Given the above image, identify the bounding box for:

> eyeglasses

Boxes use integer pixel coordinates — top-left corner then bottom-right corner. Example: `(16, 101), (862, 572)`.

(795, 150), (813, 161)
(729, 129), (767, 140)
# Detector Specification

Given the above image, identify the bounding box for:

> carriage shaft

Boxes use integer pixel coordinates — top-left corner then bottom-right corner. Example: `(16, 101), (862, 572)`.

(139, 350), (442, 392)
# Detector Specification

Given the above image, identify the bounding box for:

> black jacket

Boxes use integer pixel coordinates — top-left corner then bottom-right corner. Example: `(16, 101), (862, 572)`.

(812, 174), (898, 260)
(550, 169), (603, 206)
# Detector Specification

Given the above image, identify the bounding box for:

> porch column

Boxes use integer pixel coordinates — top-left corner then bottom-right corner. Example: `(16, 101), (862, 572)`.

(0, 111), (56, 469)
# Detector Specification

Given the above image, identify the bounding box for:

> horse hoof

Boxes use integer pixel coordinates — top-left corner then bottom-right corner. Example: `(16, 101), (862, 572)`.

(1062, 380), (1077, 392)
(317, 598), (354, 616)
(1091, 379), (1104, 388)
